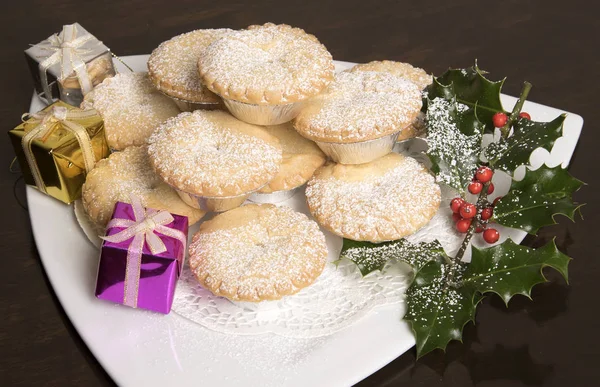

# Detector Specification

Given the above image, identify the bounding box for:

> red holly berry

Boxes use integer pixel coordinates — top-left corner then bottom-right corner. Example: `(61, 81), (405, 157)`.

(452, 213), (461, 223)
(481, 207), (493, 220)
(475, 225), (485, 233)
(492, 112), (508, 128)
(475, 166), (493, 183)
(450, 197), (465, 213)
(483, 228), (500, 244)
(456, 218), (472, 233)
(459, 202), (477, 219)
(487, 182), (495, 195)
(492, 196), (503, 206)
(468, 180), (483, 194)
(519, 112), (531, 120)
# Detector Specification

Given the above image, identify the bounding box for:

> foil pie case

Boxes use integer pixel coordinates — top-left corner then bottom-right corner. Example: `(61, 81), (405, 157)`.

(315, 131), (400, 165)
(248, 186), (302, 204)
(221, 98), (304, 125)
(176, 189), (250, 213)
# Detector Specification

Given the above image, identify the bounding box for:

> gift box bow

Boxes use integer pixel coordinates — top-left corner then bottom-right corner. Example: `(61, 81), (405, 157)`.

(102, 196), (187, 308)
(27, 23), (107, 101)
(21, 105), (99, 194)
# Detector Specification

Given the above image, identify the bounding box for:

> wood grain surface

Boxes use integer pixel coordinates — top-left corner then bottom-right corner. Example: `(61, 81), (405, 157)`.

(1, 0), (598, 386)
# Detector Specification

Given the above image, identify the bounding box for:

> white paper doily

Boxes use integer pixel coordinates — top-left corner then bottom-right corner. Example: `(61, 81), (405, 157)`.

(72, 140), (472, 339)
(73, 164), (465, 339)
(171, 183), (463, 339)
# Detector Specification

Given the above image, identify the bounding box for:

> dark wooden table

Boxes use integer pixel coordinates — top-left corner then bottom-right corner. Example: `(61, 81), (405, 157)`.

(1, 0), (597, 386)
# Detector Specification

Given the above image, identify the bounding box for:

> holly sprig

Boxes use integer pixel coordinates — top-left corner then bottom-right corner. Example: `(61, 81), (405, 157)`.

(339, 63), (584, 358)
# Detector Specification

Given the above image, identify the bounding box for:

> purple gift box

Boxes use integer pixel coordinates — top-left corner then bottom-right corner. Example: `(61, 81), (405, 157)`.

(95, 201), (188, 314)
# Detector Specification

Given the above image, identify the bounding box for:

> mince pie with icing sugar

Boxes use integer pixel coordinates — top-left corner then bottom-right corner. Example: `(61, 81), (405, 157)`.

(293, 70), (423, 163)
(147, 110), (282, 211)
(81, 145), (205, 227)
(256, 123), (326, 195)
(305, 152), (441, 242)
(293, 71), (422, 143)
(188, 204), (328, 302)
(349, 60), (433, 140)
(148, 29), (233, 108)
(83, 72), (180, 151)
(349, 60), (433, 91)
(198, 23), (335, 125)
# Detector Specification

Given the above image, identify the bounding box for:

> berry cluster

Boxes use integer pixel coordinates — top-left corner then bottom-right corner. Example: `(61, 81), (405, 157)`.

(450, 166), (501, 244)
(492, 111), (531, 128)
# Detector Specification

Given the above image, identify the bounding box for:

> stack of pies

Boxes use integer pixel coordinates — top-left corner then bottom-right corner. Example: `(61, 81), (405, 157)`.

(81, 23), (440, 303)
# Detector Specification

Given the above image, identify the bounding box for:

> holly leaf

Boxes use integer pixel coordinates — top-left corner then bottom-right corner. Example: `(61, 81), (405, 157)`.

(493, 165), (584, 234)
(339, 238), (444, 276)
(464, 239), (570, 304)
(484, 114), (566, 174)
(404, 260), (480, 358)
(426, 97), (483, 191)
(426, 63), (505, 131)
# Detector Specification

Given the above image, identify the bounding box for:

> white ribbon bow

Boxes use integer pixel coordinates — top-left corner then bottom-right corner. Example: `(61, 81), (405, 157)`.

(32, 24), (97, 101)
(21, 105), (99, 193)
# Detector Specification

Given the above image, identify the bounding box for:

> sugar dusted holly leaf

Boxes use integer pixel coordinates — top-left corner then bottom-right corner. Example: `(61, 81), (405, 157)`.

(485, 115), (566, 174)
(426, 97), (483, 192)
(339, 238), (444, 276)
(426, 63), (505, 131)
(404, 260), (479, 358)
(493, 165), (584, 234)
(464, 239), (570, 305)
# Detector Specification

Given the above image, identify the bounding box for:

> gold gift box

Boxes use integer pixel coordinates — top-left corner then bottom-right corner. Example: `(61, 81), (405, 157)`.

(8, 101), (109, 204)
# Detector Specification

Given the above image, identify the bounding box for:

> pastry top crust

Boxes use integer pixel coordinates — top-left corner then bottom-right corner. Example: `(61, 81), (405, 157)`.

(198, 23), (334, 105)
(147, 110), (282, 197)
(189, 204), (328, 302)
(148, 29), (233, 103)
(83, 72), (180, 150)
(81, 145), (205, 227)
(350, 60), (433, 90)
(305, 152), (441, 242)
(293, 71), (422, 143)
(258, 123), (326, 193)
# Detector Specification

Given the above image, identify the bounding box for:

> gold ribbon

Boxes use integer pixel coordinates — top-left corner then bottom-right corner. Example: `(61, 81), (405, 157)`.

(32, 24), (96, 101)
(101, 196), (187, 308)
(21, 105), (98, 193)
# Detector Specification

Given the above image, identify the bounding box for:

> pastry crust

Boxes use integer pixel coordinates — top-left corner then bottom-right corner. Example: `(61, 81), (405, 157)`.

(350, 61), (431, 140)
(349, 60), (433, 90)
(83, 72), (180, 150)
(293, 71), (422, 143)
(198, 23), (334, 105)
(258, 123), (326, 193)
(148, 29), (232, 103)
(147, 110), (282, 197)
(305, 152), (441, 242)
(82, 146), (205, 227)
(188, 204), (328, 302)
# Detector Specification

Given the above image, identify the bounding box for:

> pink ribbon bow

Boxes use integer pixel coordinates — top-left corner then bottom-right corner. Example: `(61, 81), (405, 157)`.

(102, 196), (187, 308)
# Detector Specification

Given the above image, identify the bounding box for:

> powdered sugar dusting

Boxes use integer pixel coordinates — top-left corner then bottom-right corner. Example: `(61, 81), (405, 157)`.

(81, 146), (203, 227)
(350, 60), (433, 90)
(426, 97), (481, 189)
(188, 205), (328, 302)
(306, 154), (441, 241)
(86, 72), (180, 150)
(198, 23), (334, 104)
(147, 111), (282, 197)
(294, 71), (422, 142)
(148, 29), (232, 102)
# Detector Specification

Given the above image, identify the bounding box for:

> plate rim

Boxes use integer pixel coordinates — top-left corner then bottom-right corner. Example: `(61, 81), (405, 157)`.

(26, 55), (584, 387)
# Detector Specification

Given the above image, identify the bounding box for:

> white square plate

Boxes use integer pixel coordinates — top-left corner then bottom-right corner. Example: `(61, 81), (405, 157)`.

(26, 55), (583, 386)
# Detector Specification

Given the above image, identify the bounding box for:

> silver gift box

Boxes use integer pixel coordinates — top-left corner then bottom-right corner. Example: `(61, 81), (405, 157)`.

(25, 23), (116, 106)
